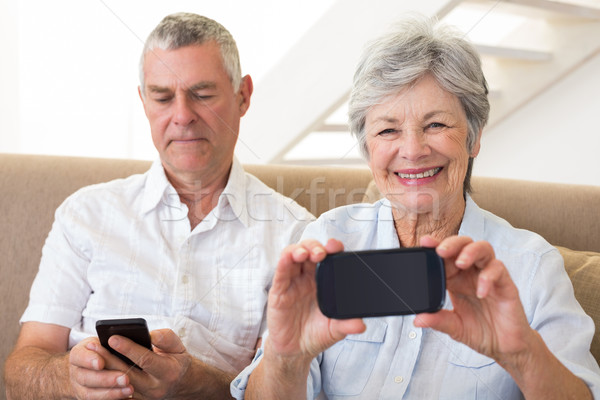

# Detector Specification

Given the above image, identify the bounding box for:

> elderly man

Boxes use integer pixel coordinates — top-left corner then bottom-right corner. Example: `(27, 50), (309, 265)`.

(5, 12), (313, 399)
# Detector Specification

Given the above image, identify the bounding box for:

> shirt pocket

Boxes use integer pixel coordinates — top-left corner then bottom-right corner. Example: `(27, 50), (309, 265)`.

(441, 341), (518, 400)
(321, 319), (388, 396)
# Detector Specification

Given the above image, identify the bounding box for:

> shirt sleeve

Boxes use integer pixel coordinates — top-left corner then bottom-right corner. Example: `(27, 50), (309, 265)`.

(230, 333), (323, 399)
(20, 195), (92, 329)
(527, 248), (600, 395)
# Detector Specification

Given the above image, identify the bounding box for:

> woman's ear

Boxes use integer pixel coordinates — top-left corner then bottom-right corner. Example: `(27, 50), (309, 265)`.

(470, 129), (483, 158)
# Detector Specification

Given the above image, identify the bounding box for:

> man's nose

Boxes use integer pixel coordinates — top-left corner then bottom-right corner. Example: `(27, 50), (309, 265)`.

(173, 96), (197, 126)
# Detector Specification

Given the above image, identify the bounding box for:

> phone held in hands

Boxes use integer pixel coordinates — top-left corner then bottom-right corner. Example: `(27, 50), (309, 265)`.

(316, 247), (446, 319)
(95, 318), (152, 369)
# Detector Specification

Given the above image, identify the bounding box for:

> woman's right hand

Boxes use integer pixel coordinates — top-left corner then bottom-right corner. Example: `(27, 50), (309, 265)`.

(264, 239), (366, 365)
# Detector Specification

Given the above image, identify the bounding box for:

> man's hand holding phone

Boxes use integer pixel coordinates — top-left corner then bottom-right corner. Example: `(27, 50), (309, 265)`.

(68, 335), (136, 399)
(66, 318), (153, 399)
(66, 319), (196, 399)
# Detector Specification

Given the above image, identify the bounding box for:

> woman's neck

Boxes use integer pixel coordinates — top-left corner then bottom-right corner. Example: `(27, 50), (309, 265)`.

(392, 196), (466, 248)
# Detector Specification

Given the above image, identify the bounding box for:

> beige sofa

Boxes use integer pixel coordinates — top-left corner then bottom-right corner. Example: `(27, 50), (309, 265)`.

(2, 153), (600, 397)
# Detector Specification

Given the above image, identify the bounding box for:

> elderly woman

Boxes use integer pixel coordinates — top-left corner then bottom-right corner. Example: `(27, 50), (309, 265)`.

(231, 16), (600, 399)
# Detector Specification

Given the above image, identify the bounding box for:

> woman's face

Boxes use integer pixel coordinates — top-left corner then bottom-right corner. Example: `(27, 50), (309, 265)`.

(365, 74), (481, 217)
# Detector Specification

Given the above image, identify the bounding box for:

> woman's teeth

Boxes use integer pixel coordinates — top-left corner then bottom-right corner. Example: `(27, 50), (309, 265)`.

(397, 167), (441, 179)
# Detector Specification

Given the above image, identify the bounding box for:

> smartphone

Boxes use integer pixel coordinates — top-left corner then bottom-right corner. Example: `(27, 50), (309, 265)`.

(95, 318), (152, 368)
(316, 247), (445, 319)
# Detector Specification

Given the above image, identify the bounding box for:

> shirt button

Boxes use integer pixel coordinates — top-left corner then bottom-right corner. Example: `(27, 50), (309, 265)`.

(408, 331), (417, 339)
(394, 376), (404, 384)
(178, 327), (186, 337)
(182, 275), (189, 284)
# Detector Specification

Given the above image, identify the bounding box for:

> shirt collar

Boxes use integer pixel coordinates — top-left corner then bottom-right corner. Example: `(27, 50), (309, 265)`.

(141, 159), (173, 214)
(217, 157), (250, 227)
(140, 157), (250, 227)
(458, 194), (485, 240)
(376, 198), (401, 249)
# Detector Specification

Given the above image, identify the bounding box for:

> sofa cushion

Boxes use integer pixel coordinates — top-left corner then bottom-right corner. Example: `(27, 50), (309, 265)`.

(361, 177), (600, 253)
(557, 246), (600, 363)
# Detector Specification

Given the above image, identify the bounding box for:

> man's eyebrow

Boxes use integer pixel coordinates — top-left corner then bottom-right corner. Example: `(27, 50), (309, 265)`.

(189, 82), (217, 91)
(145, 82), (217, 93)
(146, 85), (170, 94)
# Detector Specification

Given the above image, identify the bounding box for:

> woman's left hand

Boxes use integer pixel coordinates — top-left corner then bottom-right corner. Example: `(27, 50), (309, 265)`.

(415, 235), (537, 366)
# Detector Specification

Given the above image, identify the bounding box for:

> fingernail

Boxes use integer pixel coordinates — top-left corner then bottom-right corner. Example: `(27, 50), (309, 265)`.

(293, 248), (307, 258)
(117, 375), (127, 386)
(92, 358), (99, 370)
(477, 277), (487, 298)
(312, 247), (325, 257)
(455, 257), (467, 267)
(110, 336), (120, 347)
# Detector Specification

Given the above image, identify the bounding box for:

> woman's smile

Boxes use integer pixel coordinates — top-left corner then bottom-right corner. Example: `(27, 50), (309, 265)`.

(394, 167), (443, 185)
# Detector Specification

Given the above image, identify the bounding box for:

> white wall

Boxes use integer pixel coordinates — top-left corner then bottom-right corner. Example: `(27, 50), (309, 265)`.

(475, 52), (600, 186)
(0, 1), (19, 151)
(0, 0), (333, 160)
(1, 1), (599, 187)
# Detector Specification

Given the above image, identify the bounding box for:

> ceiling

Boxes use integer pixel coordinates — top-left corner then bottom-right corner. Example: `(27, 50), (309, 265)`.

(235, 0), (600, 166)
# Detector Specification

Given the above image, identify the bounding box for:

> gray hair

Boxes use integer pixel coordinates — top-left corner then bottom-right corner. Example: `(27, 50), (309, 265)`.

(139, 12), (242, 96)
(348, 15), (489, 193)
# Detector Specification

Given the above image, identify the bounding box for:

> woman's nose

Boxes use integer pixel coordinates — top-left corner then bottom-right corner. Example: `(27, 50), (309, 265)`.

(399, 129), (430, 161)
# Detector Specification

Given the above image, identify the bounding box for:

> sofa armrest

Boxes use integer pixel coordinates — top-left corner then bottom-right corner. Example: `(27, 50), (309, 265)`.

(557, 246), (600, 365)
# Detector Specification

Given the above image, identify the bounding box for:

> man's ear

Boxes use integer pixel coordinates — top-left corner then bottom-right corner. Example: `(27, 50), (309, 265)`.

(138, 86), (149, 117)
(238, 75), (253, 117)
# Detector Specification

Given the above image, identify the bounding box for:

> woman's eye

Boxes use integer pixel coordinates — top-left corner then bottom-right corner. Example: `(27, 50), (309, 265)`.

(428, 122), (446, 129)
(378, 128), (396, 136)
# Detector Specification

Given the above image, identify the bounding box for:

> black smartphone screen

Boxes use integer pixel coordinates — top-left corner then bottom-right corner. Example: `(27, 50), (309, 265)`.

(95, 318), (152, 368)
(316, 247), (445, 319)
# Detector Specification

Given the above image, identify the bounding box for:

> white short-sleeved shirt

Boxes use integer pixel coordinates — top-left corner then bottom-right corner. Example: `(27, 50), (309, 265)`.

(21, 158), (314, 374)
(232, 196), (600, 398)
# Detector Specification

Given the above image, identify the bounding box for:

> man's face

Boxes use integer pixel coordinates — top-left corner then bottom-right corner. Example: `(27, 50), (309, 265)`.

(140, 42), (252, 183)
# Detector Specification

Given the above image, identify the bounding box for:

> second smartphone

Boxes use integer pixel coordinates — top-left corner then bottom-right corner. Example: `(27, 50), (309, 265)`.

(96, 318), (152, 368)
(316, 247), (445, 319)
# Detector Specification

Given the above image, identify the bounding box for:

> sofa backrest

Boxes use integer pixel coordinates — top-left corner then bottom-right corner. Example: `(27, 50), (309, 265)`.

(1, 153), (600, 398)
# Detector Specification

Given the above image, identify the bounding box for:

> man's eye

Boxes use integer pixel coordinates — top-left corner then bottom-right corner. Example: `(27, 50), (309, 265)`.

(193, 93), (213, 100)
(378, 128), (396, 136)
(152, 97), (171, 104)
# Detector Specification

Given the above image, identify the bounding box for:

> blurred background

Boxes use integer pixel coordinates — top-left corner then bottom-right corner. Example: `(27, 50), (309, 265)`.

(1, 0), (599, 185)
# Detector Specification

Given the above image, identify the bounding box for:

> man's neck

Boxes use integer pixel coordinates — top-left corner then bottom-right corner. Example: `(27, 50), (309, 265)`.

(165, 162), (232, 230)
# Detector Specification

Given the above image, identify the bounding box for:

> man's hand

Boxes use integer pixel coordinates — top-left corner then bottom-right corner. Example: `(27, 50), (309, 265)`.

(69, 337), (135, 399)
(105, 328), (192, 399)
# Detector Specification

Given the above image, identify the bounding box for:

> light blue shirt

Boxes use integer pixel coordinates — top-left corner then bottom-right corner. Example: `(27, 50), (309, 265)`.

(231, 196), (600, 399)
